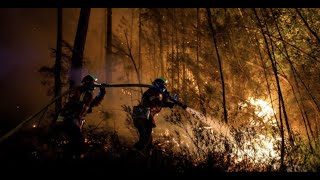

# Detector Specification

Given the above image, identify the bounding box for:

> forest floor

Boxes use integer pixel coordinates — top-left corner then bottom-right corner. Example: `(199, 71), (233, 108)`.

(0, 127), (225, 178)
(2, 124), (317, 176)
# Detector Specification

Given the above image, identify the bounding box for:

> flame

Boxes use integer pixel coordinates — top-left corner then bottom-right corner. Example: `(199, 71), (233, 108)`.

(247, 97), (277, 125)
(234, 97), (280, 165)
(155, 97), (281, 170)
(164, 129), (170, 136)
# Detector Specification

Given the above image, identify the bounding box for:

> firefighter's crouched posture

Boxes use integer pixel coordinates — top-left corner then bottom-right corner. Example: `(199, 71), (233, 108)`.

(54, 74), (106, 159)
(132, 77), (187, 154)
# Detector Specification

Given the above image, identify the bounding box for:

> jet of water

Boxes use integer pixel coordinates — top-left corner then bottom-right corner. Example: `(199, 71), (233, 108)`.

(183, 103), (281, 168)
(185, 107), (235, 144)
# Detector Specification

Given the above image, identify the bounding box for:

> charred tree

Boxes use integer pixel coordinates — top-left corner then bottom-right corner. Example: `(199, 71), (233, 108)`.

(138, 8), (142, 83)
(271, 8), (316, 152)
(254, 8), (295, 171)
(206, 8), (228, 124)
(54, 7), (63, 120)
(69, 8), (91, 89)
(106, 8), (113, 97)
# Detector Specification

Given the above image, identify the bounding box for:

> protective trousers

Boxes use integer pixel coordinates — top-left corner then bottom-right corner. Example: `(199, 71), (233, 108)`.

(133, 117), (153, 151)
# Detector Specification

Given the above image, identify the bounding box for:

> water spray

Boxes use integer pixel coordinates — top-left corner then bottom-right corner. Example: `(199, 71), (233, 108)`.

(185, 107), (235, 142)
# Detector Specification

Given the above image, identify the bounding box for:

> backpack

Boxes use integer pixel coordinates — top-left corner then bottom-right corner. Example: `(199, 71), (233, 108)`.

(132, 105), (150, 120)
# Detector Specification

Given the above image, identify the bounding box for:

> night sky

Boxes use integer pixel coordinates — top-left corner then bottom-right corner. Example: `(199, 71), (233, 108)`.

(0, 8), (58, 130)
(0, 8), (132, 135)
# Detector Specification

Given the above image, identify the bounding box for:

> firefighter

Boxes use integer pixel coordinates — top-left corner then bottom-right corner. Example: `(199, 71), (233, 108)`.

(54, 74), (106, 159)
(132, 77), (187, 155)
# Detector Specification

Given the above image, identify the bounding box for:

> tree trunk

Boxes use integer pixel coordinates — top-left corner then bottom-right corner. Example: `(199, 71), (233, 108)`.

(54, 7), (62, 119)
(253, 8), (294, 171)
(138, 8), (142, 83)
(123, 31), (143, 96)
(153, 40), (157, 77)
(271, 8), (315, 152)
(176, 10), (180, 90)
(206, 8), (228, 124)
(106, 8), (113, 98)
(138, 8), (143, 98)
(254, 34), (280, 129)
(196, 8), (205, 115)
(70, 8), (91, 89)
(156, 9), (165, 77)
(181, 9), (187, 102)
(171, 8), (175, 88)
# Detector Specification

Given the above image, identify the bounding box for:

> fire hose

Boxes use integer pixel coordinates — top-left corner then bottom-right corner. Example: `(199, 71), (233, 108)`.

(0, 88), (73, 143)
(95, 83), (151, 88)
(97, 83), (188, 109)
(0, 83), (186, 143)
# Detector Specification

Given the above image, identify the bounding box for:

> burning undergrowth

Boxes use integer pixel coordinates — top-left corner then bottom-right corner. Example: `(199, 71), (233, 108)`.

(1, 98), (320, 173)
(155, 98), (320, 172)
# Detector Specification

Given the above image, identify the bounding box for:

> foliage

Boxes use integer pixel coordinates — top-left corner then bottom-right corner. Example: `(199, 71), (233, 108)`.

(6, 8), (320, 173)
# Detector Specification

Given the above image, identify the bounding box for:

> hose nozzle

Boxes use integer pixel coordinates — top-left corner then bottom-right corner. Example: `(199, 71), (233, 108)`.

(94, 83), (107, 88)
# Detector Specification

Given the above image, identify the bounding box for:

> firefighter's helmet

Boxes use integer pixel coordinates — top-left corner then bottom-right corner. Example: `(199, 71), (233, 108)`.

(81, 74), (98, 90)
(81, 74), (98, 84)
(152, 77), (168, 93)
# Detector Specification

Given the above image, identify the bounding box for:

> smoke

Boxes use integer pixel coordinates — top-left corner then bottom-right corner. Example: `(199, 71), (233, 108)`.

(0, 8), (57, 130)
(0, 8), (145, 142)
(0, 48), (15, 79)
(69, 67), (83, 87)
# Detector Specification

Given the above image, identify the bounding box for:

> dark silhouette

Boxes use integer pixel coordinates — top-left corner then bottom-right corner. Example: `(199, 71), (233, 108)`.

(70, 8), (91, 88)
(53, 74), (106, 159)
(132, 77), (187, 155)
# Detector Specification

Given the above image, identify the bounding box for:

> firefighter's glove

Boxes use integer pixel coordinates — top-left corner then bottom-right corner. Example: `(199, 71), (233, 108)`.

(100, 83), (107, 91)
(163, 90), (170, 99)
(171, 94), (179, 102)
(181, 104), (188, 110)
